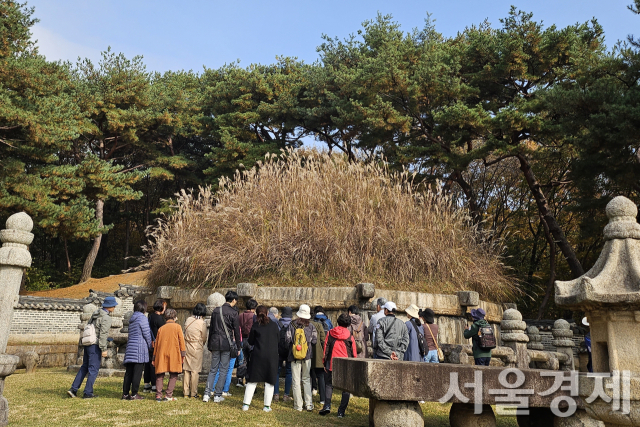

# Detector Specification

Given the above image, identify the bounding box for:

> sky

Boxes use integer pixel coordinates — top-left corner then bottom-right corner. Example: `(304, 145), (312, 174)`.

(27, 0), (639, 74)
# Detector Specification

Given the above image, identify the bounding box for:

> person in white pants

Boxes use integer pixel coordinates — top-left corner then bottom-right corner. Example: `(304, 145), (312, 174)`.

(241, 306), (280, 412)
(285, 304), (318, 411)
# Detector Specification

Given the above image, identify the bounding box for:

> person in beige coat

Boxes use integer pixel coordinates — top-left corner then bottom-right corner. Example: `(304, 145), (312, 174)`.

(183, 303), (208, 398)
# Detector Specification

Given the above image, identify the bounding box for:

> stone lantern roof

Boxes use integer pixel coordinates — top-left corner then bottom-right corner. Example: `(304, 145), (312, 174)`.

(555, 196), (640, 310)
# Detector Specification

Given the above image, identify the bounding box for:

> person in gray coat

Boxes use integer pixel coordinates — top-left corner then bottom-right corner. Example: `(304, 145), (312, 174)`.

(373, 302), (409, 360)
(68, 296), (117, 398)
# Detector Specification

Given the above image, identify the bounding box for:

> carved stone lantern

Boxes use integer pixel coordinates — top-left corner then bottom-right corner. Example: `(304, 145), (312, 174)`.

(555, 196), (640, 426)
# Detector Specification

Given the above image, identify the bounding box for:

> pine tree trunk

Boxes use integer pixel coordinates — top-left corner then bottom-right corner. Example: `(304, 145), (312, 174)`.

(517, 154), (584, 278)
(63, 237), (71, 273)
(80, 199), (104, 283)
(537, 216), (557, 320)
(449, 170), (483, 228)
(124, 202), (130, 270)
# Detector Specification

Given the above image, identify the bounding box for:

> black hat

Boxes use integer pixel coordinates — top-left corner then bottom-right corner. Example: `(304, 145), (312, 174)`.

(420, 308), (435, 324)
(282, 306), (293, 318)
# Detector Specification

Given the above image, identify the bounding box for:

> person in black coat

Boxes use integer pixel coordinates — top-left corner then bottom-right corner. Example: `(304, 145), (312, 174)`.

(143, 299), (166, 393)
(204, 291), (242, 402)
(241, 305), (280, 412)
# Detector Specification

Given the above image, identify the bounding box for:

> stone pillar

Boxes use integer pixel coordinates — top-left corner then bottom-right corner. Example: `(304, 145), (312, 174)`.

(526, 326), (545, 369)
(551, 319), (575, 371)
(105, 297), (125, 370)
(526, 326), (544, 351)
(371, 399), (424, 427)
(501, 308), (530, 369)
(449, 402), (496, 427)
(0, 212), (34, 426)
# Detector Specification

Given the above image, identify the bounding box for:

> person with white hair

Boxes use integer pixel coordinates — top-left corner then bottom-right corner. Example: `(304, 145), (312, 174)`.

(268, 307), (280, 325)
(367, 297), (388, 358)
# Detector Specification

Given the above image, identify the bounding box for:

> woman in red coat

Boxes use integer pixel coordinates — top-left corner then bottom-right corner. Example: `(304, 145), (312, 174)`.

(319, 313), (357, 418)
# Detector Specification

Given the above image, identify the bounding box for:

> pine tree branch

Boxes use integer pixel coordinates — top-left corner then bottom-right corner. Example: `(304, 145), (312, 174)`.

(0, 138), (16, 148)
(118, 165), (144, 174)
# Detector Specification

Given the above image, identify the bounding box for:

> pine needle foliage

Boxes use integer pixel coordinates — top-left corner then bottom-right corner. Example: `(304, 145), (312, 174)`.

(145, 149), (515, 300)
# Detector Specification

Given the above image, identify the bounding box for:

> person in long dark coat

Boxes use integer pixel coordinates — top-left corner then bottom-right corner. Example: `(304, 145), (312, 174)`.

(241, 305), (280, 412)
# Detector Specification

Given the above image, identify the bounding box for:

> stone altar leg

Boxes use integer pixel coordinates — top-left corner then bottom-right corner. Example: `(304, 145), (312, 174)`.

(517, 407), (556, 427)
(369, 398), (378, 427)
(0, 213), (34, 426)
(554, 409), (604, 427)
(449, 402), (496, 427)
(372, 400), (423, 427)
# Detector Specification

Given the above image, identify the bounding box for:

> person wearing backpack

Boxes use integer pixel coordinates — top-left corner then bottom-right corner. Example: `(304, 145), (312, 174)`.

(274, 307), (293, 403)
(285, 304), (317, 412)
(347, 305), (366, 358)
(403, 304), (424, 362)
(373, 302), (409, 360)
(122, 300), (153, 400)
(313, 306), (333, 332)
(309, 314), (327, 407)
(68, 296), (118, 399)
(319, 313), (357, 418)
(463, 308), (493, 366)
(420, 308), (440, 364)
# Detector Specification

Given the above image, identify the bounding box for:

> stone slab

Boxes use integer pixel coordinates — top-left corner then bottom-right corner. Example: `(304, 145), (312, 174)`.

(332, 358), (585, 408)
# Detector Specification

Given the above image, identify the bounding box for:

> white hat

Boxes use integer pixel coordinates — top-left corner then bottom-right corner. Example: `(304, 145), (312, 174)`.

(382, 302), (397, 312)
(582, 317), (589, 327)
(405, 304), (420, 319)
(297, 304), (311, 320)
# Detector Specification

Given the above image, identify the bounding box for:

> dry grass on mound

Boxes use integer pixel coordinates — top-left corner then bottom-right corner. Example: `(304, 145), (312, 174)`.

(145, 149), (515, 300)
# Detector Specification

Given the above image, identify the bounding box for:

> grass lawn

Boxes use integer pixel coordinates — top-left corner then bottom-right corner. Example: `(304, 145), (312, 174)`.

(5, 368), (519, 426)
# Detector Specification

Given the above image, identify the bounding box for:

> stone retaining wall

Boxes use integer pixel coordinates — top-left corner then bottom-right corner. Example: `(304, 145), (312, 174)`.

(5, 344), (77, 368)
(148, 285), (506, 346)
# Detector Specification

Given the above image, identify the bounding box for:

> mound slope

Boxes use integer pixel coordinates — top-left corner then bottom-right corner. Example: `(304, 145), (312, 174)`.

(146, 150), (514, 300)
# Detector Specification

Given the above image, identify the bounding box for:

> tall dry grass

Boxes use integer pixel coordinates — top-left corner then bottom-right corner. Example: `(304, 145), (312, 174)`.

(144, 149), (515, 300)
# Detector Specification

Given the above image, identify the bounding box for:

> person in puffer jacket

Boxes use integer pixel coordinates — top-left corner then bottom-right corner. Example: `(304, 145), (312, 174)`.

(373, 302), (409, 360)
(319, 313), (357, 418)
(122, 300), (153, 400)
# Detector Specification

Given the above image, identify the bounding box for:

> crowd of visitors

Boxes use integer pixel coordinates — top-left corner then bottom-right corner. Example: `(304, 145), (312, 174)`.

(66, 293), (493, 416)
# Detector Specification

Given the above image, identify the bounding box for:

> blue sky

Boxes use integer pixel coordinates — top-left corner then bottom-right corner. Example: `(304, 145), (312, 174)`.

(28, 0), (639, 74)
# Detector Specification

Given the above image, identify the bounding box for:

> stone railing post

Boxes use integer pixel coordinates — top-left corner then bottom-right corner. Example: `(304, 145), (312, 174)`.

(526, 326), (544, 351)
(0, 212), (34, 426)
(551, 319), (575, 371)
(500, 308), (530, 369)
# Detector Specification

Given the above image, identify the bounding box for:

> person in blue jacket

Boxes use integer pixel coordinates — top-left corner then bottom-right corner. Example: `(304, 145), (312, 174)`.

(122, 300), (153, 400)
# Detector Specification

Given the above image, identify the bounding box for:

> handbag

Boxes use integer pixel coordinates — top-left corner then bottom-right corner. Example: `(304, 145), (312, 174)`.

(219, 306), (238, 354)
(426, 323), (444, 362)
